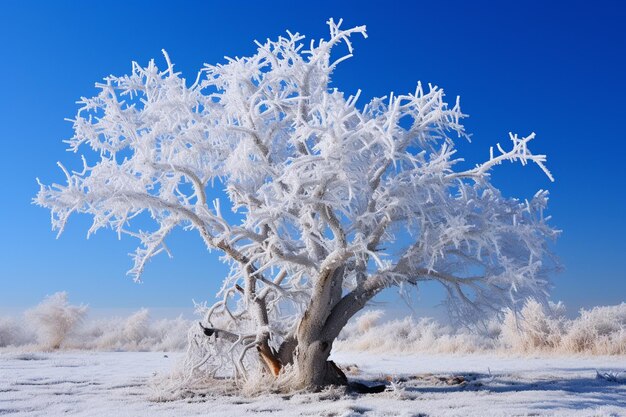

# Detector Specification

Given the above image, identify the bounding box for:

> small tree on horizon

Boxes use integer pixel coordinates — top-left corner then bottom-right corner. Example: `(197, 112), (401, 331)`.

(36, 19), (558, 391)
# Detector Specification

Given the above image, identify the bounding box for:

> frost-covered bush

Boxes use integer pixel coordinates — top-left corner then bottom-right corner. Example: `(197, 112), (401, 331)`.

(562, 303), (626, 355)
(24, 292), (88, 350)
(121, 308), (152, 348)
(336, 311), (495, 354)
(80, 309), (151, 351)
(351, 309), (385, 334)
(500, 299), (567, 352)
(0, 317), (33, 347)
(151, 316), (191, 351)
(79, 309), (190, 351)
(336, 301), (626, 355)
(0, 294), (190, 352)
(3, 294), (624, 356)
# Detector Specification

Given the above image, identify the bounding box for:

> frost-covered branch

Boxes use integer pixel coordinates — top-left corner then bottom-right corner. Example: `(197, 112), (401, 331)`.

(449, 132), (554, 182)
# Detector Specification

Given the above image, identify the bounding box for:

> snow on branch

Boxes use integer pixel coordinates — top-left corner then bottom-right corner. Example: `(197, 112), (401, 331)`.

(450, 132), (554, 182)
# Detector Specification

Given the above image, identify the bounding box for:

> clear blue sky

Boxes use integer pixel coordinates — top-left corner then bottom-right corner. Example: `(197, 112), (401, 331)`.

(1, 0), (624, 316)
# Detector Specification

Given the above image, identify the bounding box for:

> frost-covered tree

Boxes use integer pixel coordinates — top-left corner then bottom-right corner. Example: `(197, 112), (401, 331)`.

(36, 19), (558, 390)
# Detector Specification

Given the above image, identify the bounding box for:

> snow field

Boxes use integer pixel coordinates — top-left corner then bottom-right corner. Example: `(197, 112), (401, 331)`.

(1, 351), (624, 417)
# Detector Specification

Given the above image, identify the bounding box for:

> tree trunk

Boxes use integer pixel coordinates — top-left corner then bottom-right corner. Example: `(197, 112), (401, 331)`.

(291, 339), (347, 390)
(274, 265), (385, 390)
(262, 264), (387, 391)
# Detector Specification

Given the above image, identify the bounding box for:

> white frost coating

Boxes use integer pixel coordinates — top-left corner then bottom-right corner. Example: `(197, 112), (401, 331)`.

(35, 19), (558, 386)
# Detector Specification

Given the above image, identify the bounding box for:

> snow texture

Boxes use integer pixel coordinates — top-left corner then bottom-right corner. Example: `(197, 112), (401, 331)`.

(0, 351), (624, 416)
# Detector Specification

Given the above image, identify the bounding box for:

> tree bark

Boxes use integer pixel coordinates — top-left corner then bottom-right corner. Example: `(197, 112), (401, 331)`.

(292, 339), (347, 389)
(281, 268), (387, 390)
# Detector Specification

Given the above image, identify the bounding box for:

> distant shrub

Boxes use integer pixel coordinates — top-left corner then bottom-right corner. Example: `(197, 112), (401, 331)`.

(0, 317), (32, 347)
(24, 292), (88, 350)
(562, 303), (626, 355)
(500, 299), (567, 351)
(151, 316), (190, 351)
(336, 300), (626, 356)
(79, 309), (189, 351)
(3, 294), (625, 355)
(336, 313), (494, 354)
(122, 308), (152, 348)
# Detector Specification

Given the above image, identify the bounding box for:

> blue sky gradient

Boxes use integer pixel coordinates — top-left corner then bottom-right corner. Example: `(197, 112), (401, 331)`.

(1, 0), (624, 316)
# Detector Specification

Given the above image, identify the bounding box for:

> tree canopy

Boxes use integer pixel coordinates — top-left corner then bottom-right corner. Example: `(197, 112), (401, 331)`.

(36, 19), (558, 390)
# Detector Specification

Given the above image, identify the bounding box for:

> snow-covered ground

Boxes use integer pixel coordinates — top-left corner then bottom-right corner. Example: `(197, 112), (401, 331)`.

(1, 351), (624, 416)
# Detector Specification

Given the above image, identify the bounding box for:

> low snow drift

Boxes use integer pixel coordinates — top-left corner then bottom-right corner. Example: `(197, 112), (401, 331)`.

(1, 351), (624, 417)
